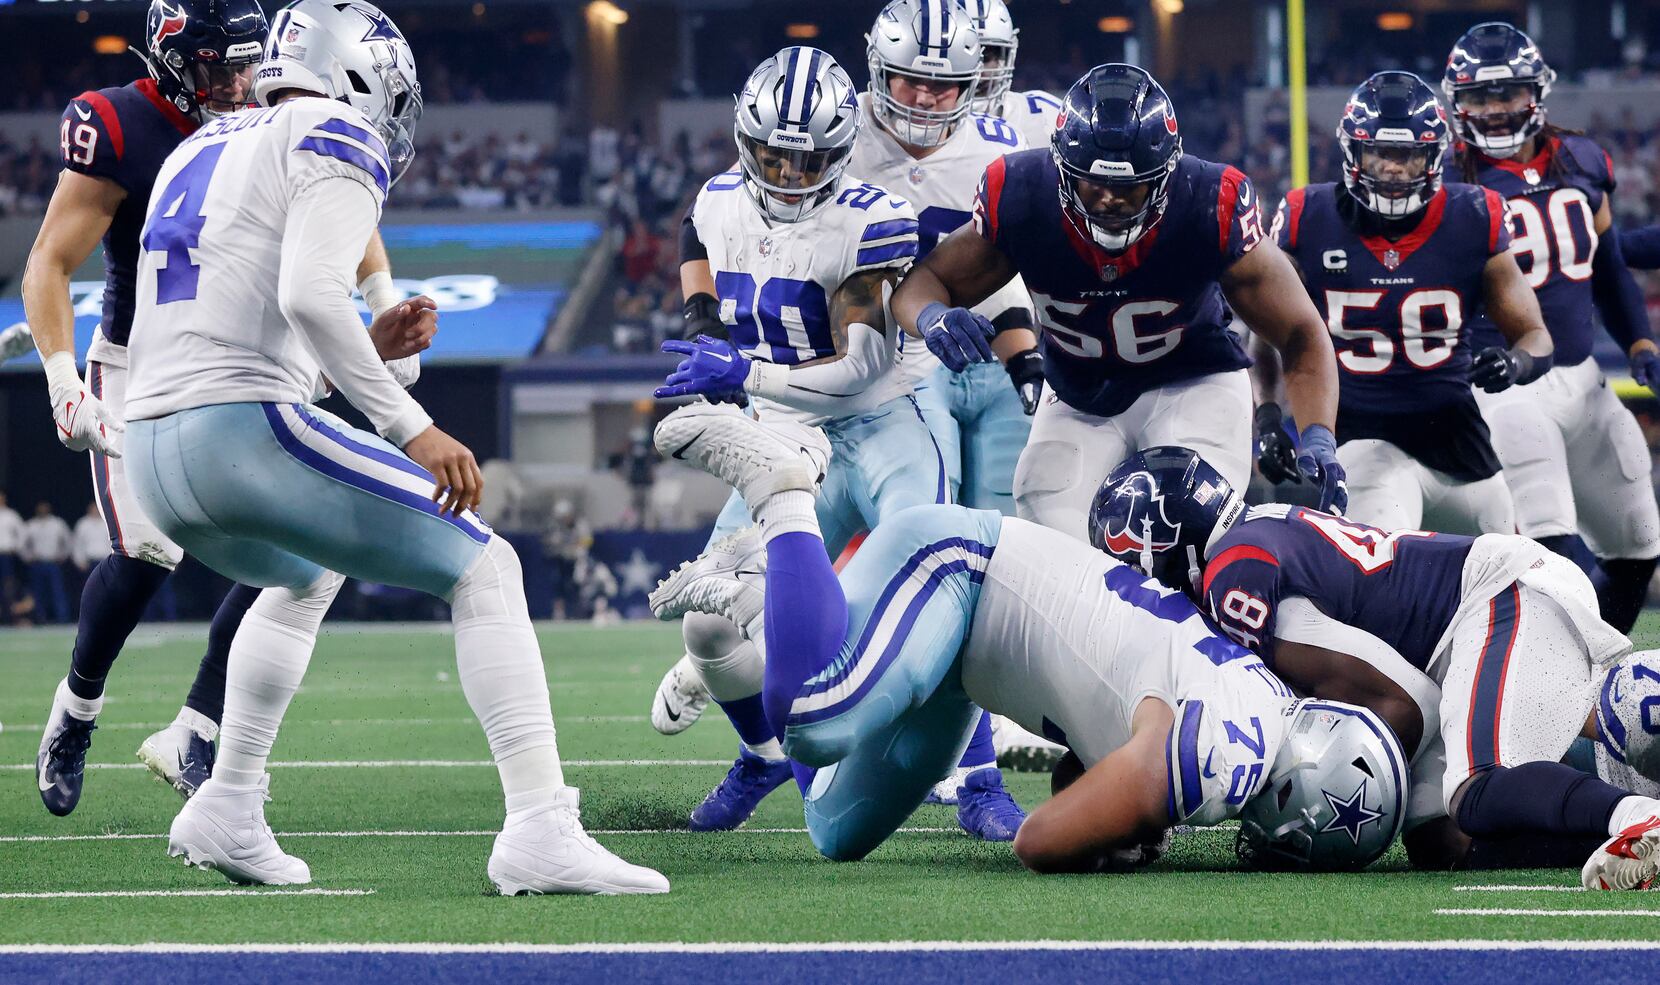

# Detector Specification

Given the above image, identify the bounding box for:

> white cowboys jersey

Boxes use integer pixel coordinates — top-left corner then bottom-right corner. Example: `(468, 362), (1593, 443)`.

(688, 169), (918, 424)
(993, 89), (1063, 151)
(126, 98), (390, 422)
(850, 92), (1035, 383)
(960, 518), (1296, 825)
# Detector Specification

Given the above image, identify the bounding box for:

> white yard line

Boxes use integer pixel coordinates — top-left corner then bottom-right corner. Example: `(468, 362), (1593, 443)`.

(0, 759), (728, 771)
(1436, 907), (1660, 918)
(0, 940), (1658, 954)
(0, 888), (372, 900)
(0, 826), (962, 843)
(3, 715), (646, 733)
(1452, 885), (1586, 893)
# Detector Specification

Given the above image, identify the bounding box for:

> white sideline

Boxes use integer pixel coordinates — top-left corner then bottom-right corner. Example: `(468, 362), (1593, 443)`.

(5, 715), (647, 733)
(0, 759), (729, 770)
(0, 826), (964, 843)
(0, 888), (373, 900)
(1436, 908), (1660, 918)
(0, 940), (1658, 955)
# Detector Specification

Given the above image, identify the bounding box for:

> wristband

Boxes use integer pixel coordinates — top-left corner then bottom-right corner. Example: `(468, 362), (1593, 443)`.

(358, 270), (401, 319)
(43, 351), (81, 399)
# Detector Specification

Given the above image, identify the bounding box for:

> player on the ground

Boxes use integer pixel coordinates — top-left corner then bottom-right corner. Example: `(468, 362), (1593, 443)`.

(121, 0), (665, 894)
(1258, 72), (1553, 535)
(650, 404), (1407, 873)
(1093, 447), (1660, 889)
(891, 63), (1345, 542)
(649, 46), (1025, 839)
(24, 0), (428, 818)
(1444, 22), (1660, 633)
(961, 0), (1061, 149)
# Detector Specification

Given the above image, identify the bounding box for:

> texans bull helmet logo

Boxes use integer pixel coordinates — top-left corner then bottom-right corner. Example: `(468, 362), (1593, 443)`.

(1096, 470), (1182, 571)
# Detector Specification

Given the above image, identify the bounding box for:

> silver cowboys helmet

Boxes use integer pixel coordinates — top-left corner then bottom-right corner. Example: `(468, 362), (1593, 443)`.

(961, 0), (1018, 115)
(254, 0), (423, 187)
(734, 47), (861, 224)
(1236, 699), (1408, 872)
(866, 0), (981, 149)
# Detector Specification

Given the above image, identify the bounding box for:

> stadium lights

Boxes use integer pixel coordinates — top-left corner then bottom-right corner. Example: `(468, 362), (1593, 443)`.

(589, 1), (628, 27)
(1154, 0), (1183, 14)
(786, 23), (821, 39)
(1098, 16), (1133, 33)
(1376, 12), (1413, 31)
(93, 35), (128, 55)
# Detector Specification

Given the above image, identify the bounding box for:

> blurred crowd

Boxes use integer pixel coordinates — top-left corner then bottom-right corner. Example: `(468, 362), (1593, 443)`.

(0, 492), (139, 627)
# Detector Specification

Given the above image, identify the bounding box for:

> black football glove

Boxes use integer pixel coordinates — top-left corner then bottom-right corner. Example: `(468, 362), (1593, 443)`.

(1254, 403), (1300, 484)
(682, 292), (727, 342)
(1471, 345), (1534, 393)
(1005, 348), (1044, 415)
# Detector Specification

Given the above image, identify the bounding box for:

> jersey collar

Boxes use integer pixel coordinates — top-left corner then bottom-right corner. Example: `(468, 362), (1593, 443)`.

(1472, 134), (1556, 180)
(135, 78), (198, 136)
(1356, 186), (1447, 270)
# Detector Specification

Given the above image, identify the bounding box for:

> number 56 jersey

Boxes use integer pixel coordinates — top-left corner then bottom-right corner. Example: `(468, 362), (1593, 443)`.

(126, 97), (392, 422)
(687, 169), (919, 424)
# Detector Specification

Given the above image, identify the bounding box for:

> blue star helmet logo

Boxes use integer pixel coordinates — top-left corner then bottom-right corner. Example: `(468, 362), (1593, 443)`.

(358, 6), (405, 44)
(1319, 780), (1385, 845)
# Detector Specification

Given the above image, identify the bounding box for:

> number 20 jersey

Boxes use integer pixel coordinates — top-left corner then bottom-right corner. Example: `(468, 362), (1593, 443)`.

(687, 169), (918, 423)
(126, 98), (393, 421)
(974, 149), (1259, 418)
(1463, 133), (1617, 367)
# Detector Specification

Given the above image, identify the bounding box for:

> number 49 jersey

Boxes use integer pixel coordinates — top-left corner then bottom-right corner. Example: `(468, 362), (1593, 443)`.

(1464, 134), (1616, 366)
(126, 97), (393, 421)
(687, 169), (918, 422)
(1201, 505), (1475, 671)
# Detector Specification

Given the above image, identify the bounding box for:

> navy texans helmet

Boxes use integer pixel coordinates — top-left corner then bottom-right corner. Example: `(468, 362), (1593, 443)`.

(1442, 22), (1555, 159)
(1338, 71), (1450, 219)
(1052, 64), (1182, 253)
(1089, 446), (1245, 596)
(141, 0), (269, 121)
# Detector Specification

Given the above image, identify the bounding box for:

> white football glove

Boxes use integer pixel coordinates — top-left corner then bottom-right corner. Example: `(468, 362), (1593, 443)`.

(44, 352), (123, 458)
(0, 322), (35, 363)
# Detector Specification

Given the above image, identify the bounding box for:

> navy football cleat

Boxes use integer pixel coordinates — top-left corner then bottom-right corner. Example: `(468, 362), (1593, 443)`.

(688, 746), (794, 832)
(956, 767), (1026, 842)
(138, 723), (218, 800)
(37, 701), (97, 817)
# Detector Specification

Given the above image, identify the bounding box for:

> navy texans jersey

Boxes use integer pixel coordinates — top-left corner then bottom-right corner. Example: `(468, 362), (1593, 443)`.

(1463, 133), (1615, 366)
(1201, 504), (1474, 670)
(1275, 182), (1508, 481)
(58, 79), (198, 353)
(973, 149), (1258, 417)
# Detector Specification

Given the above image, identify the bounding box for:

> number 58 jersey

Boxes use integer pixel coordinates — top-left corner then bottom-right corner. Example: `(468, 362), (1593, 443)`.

(687, 170), (919, 424)
(126, 98), (392, 422)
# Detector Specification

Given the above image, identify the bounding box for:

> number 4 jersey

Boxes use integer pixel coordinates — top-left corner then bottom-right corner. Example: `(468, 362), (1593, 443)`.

(126, 97), (394, 423)
(58, 79), (200, 368)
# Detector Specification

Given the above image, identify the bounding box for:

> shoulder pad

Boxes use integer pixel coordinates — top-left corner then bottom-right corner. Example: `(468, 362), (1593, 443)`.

(291, 102), (392, 199)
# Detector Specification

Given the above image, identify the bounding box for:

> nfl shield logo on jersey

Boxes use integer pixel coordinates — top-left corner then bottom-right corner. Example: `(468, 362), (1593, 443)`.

(1382, 248), (1401, 271)
(908, 165), (925, 186)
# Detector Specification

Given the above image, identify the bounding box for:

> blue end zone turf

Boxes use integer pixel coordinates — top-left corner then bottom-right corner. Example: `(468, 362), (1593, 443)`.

(2, 945), (1656, 985)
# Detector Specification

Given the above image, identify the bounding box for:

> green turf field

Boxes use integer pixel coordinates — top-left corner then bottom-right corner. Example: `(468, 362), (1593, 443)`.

(4, 618), (1660, 947)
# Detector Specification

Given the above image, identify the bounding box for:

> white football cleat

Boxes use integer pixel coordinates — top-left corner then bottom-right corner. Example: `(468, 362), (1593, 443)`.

(1583, 813), (1660, 890)
(168, 774), (310, 886)
(489, 787), (670, 895)
(137, 710), (219, 800)
(992, 715), (1067, 773)
(654, 403), (829, 506)
(652, 654), (711, 735)
(926, 766), (969, 806)
(650, 526), (767, 630)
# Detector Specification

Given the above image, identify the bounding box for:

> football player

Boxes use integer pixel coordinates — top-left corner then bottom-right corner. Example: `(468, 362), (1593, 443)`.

(651, 404), (1407, 873)
(1445, 22), (1660, 633)
(962, 0), (1062, 149)
(121, 0), (665, 894)
(891, 63), (1345, 543)
(1257, 72), (1553, 536)
(1094, 447), (1660, 889)
(651, 47), (1025, 839)
(23, 0), (430, 816)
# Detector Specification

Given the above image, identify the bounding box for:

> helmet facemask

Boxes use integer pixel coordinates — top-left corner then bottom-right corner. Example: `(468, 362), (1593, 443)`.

(186, 60), (259, 119)
(869, 62), (977, 149)
(735, 128), (853, 224)
(1341, 136), (1445, 219)
(1445, 77), (1551, 159)
(971, 41), (1016, 114)
(1055, 150), (1179, 253)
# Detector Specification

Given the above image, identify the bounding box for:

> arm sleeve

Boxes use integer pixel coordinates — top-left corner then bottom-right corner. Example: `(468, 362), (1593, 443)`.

(679, 204), (709, 264)
(746, 321), (895, 415)
(1619, 226), (1660, 271)
(278, 177), (432, 446)
(1591, 225), (1656, 350)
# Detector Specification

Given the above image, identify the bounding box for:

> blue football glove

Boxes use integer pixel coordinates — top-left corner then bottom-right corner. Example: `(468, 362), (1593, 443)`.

(918, 301), (996, 372)
(1632, 347), (1660, 391)
(654, 336), (751, 403)
(1296, 423), (1348, 515)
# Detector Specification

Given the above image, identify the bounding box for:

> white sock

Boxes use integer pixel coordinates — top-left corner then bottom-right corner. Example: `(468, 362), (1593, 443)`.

(1609, 795), (1660, 835)
(742, 738), (786, 762)
(449, 537), (564, 815)
(754, 489), (819, 543)
(57, 678), (102, 721)
(174, 706), (218, 742)
(216, 576), (341, 788)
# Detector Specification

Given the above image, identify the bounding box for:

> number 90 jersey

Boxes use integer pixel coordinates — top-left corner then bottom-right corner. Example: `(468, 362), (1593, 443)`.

(1463, 134), (1616, 367)
(1201, 505), (1475, 671)
(960, 517), (1296, 825)
(126, 98), (392, 422)
(687, 169), (918, 423)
